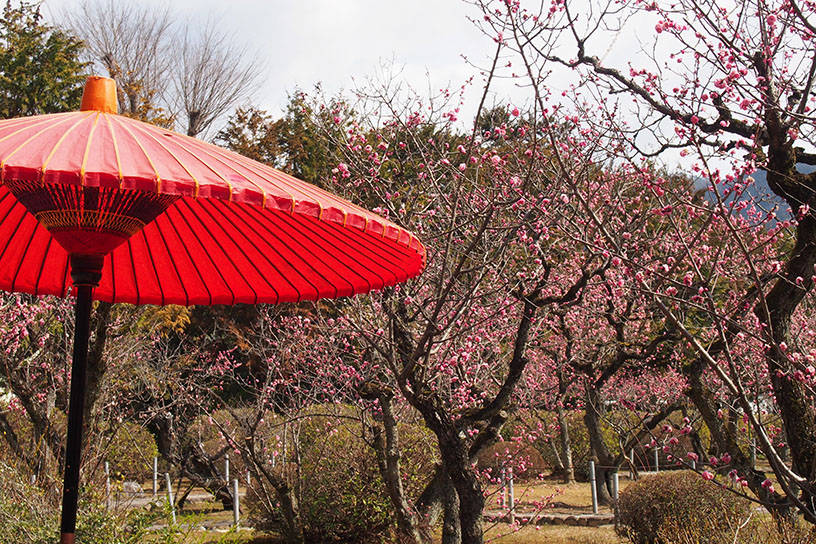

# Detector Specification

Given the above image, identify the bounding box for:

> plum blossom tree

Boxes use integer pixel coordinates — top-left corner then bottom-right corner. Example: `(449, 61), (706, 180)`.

(473, 0), (816, 521)
(292, 68), (635, 541)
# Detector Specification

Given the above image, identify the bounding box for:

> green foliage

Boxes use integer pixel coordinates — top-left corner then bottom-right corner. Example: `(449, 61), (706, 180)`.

(137, 305), (193, 336)
(0, 462), (154, 544)
(105, 422), (159, 481)
(295, 416), (392, 542)
(616, 471), (751, 544)
(655, 514), (816, 544)
(215, 106), (283, 166)
(216, 91), (345, 186)
(0, 1), (86, 118)
(246, 412), (434, 543)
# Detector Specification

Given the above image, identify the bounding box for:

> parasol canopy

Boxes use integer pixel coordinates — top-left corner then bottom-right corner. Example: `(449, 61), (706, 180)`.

(0, 77), (425, 305)
(0, 76), (425, 544)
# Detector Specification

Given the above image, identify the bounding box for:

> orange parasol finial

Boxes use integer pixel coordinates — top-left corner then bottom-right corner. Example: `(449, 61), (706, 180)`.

(79, 76), (117, 113)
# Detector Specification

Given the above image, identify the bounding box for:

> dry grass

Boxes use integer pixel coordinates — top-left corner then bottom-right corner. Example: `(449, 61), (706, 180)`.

(480, 478), (625, 543)
(146, 477), (628, 543)
(485, 477), (633, 515)
(483, 524), (621, 544)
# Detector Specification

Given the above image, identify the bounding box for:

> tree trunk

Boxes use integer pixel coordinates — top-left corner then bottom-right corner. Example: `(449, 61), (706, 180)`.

(441, 471), (462, 544)
(367, 390), (424, 544)
(755, 96), (816, 505)
(760, 217), (816, 483)
(556, 404), (575, 484)
(416, 465), (445, 531)
(583, 385), (613, 505)
(412, 396), (484, 544)
(257, 463), (304, 544)
(181, 444), (234, 509)
(245, 433), (304, 544)
(683, 356), (795, 519)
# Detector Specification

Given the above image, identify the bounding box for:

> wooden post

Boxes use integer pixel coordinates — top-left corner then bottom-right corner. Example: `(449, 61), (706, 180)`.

(589, 460), (598, 514)
(165, 473), (176, 524)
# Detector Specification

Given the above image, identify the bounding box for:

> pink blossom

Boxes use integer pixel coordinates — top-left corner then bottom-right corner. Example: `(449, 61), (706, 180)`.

(701, 471), (715, 481)
(762, 479), (775, 493)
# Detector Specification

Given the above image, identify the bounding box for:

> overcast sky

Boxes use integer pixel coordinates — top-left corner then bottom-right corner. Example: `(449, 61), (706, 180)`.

(43, 0), (501, 120)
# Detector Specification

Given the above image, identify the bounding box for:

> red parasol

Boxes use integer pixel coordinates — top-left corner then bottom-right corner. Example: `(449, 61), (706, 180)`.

(0, 77), (425, 543)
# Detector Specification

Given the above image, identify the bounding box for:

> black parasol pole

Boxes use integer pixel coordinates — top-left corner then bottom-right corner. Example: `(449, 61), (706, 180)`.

(59, 255), (104, 544)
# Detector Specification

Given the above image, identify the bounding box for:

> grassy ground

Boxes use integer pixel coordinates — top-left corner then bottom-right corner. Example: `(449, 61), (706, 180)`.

(157, 468), (816, 544)
(141, 477), (625, 543)
(485, 478), (630, 514)
(185, 525), (623, 544)
(484, 524), (619, 544)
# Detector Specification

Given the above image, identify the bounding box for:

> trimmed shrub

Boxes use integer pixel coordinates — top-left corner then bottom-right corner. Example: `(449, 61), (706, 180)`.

(617, 471), (751, 544)
(245, 410), (435, 543)
(299, 419), (393, 542)
(105, 422), (159, 481)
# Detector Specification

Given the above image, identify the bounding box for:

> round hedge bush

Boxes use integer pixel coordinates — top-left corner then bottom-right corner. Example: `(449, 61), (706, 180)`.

(105, 422), (158, 481)
(244, 409), (436, 543)
(617, 470), (751, 544)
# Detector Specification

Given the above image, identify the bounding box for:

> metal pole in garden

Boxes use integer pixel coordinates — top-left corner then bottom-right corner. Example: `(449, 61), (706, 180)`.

(233, 479), (240, 527)
(152, 457), (158, 496)
(653, 448), (659, 472)
(165, 473), (176, 524)
(104, 461), (110, 510)
(612, 471), (619, 501)
(589, 460), (598, 514)
(225, 454), (230, 483)
(751, 439), (756, 469)
(508, 467), (515, 525)
(629, 449), (634, 479)
(500, 465), (506, 509)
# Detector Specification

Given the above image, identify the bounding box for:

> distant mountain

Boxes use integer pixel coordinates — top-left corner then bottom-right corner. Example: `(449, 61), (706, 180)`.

(697, 164), (815, 222)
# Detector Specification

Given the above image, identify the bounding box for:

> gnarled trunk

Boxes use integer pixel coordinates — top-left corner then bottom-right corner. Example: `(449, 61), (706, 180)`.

(583, 384), (613, 505)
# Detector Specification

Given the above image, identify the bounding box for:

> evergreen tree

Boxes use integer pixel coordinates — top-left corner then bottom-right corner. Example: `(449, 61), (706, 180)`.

(0, 1), (85, 119)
